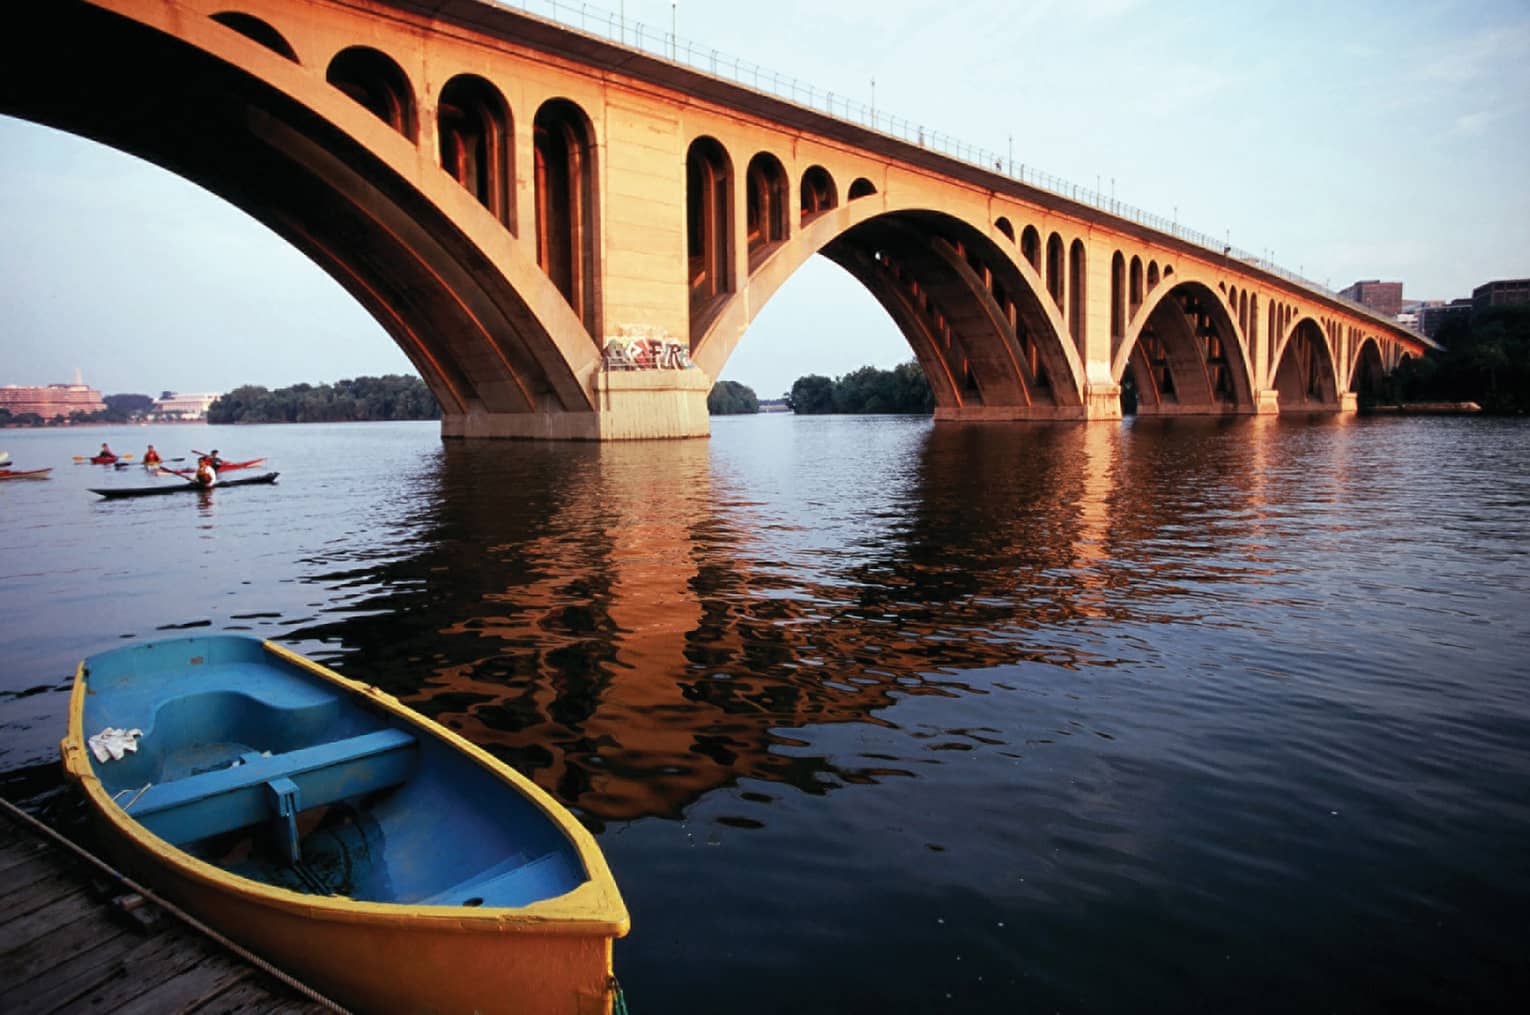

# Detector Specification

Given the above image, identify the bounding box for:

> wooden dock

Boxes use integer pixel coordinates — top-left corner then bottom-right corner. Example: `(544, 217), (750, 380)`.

(0, 799), (343, 1013)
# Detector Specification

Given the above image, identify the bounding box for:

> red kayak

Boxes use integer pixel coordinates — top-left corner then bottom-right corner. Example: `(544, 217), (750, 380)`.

(0, 468), (52, 480)
(159, 458), (266, 481)
(91, 454), (118, 464)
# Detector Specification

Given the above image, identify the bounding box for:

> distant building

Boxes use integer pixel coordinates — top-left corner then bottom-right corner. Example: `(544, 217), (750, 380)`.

(1472, 278), (1530, 311)
(1338, 280), (1404, 319)
(1418, 299), (1473, 340)
(151, 392), (222, 420)
(0, 383), (106, 419)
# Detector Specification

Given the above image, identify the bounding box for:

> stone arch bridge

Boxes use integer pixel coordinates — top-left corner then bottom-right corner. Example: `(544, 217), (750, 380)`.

(0, 0), (1433, 439)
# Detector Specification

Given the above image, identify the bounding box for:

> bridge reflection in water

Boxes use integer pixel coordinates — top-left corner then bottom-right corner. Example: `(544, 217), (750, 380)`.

(285, 415), (1299, 826)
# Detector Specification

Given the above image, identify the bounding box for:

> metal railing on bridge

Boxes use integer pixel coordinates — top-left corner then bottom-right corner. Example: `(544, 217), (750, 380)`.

(490, 0), (1421, 338)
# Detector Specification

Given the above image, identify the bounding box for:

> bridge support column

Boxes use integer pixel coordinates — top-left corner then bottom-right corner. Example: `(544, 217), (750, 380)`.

(1084, 382), (1123, 420)
(1338, 392), (1358, 414)
(592, 369), (712, 439)
(1255, 389), (1280, 415)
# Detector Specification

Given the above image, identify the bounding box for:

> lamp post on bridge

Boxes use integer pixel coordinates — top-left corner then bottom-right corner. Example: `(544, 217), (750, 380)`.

(671, 2), (677, 61)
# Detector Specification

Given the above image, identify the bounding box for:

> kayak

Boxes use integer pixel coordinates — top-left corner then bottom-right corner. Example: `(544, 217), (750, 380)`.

(0, 467), (52, 480)
(217, 457), (267, 471)
(62, 635), (629, 1014)
(90, 473), (280, 499)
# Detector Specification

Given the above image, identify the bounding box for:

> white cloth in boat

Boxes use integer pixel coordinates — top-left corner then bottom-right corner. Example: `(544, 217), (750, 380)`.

(88, 726), (144, 763)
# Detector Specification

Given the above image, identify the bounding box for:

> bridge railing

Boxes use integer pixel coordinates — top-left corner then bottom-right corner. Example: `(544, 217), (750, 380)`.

(492, 0), (1423, 340)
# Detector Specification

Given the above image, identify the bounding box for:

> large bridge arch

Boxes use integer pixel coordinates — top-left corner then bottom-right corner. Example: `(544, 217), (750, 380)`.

(1112, 271), (1257, 415)
(690, 194), (1088, 419)
(1271, 315), (1341, 410)
(0, 1), (609, 437)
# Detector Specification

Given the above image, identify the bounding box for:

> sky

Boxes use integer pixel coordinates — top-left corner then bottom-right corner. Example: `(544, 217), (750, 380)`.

(1, 0), (1527, 399)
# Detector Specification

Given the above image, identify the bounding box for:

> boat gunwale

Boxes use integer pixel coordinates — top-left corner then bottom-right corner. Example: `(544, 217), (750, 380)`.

(62, 637), (629, 938)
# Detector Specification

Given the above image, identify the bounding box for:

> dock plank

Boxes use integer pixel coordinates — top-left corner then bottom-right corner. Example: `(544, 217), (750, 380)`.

(192, 977), (333, 1014)
(0, 909), (132, 990)
(0, 804), (343, 1015)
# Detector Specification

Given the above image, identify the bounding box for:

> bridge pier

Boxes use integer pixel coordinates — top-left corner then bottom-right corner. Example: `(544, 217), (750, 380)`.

(442, 370), (711, 441)
(1255, 389), (1281, 415)
(1084, 382), (1124, 421)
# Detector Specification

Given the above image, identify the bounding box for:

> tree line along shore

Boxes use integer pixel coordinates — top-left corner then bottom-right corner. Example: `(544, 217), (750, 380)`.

(6, 309), (1525, 427)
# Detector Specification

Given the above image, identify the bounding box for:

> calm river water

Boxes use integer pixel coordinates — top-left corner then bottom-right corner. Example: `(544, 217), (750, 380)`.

(2, 415), (1527, 1012)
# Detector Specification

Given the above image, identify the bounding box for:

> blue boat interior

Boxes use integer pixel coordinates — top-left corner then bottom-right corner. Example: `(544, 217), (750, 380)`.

(81, 636), (586, 909)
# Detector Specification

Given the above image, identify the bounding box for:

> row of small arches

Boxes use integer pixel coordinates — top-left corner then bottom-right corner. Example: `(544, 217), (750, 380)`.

(210, 9), (600, 329)
(687, 138), (878, 328)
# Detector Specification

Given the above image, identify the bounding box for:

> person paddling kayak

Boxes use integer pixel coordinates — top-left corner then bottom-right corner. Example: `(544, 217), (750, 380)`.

(143, 444), (162, 466)
(194, 453), (218, 488)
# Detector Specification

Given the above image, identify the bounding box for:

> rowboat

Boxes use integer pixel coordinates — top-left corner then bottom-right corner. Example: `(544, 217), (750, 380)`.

(0, 467), (52, 480)
(62, 635), (630, 1014)
(90, 473), (280, 499)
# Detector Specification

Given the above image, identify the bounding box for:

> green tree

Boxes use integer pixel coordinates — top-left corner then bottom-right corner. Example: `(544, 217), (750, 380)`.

(788, 361), (933, 414)
(1398, 306), (1530, 413)
(207, 375), (441, 423)
(787, 374), (836, 414)
(708, 380), (759, 414)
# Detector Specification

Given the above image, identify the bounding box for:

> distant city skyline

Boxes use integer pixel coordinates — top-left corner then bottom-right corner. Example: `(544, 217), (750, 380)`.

(2, 0), (1527, 399)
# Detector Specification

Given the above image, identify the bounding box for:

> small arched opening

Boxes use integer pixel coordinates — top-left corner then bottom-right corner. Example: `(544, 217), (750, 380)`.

(687, 136), (734, 339)
(438, 74), (513, 231)
(534, 98), (598, 335)
(326, 46), (417, 141)
(211, 12), (298, 61)
(1021, 225), (1041, 272)
(995, 217), (1015, 243)
(800, 165), (837, 225)
(1110, 251), (1126, 357)
(848, 177), (877, 199)
(1045, 232), (1064, 310)
(1068, 238), (1086, 355)
(746, 152), (789, 269)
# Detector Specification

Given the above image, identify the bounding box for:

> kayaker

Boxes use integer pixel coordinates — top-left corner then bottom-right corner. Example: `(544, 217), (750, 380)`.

(98, 442), (114, 459)
(194, 454), (218, 488)
(143, 445), (162, 466)
(208, 449), (225, 469)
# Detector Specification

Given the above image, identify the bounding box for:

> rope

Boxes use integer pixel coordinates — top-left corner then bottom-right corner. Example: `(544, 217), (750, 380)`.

(0, 796), (351, 1014)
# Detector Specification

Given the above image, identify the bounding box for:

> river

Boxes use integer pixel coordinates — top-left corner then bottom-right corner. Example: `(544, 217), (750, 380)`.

(2, 414), (1527, 1012)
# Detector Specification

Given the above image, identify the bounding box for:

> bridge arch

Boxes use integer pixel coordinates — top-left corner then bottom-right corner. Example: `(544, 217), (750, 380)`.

(1114, 271), (1256, 415)
(690, 201), (1087, 417)
(1, 1), (616, 437)
(1351, 336), (1385, 405)
(1271, 315), (1340, 410)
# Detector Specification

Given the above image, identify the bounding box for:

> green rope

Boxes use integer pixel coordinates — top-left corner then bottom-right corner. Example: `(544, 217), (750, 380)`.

(612, 977), (631, 1015)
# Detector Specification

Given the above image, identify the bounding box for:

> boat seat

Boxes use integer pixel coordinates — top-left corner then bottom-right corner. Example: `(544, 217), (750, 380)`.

(127, 728), (417, 852)
(419, 850), (582, 908)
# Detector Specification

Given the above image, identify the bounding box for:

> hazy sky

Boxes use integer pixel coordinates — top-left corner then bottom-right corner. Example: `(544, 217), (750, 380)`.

(2, 0), (1527, 399)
